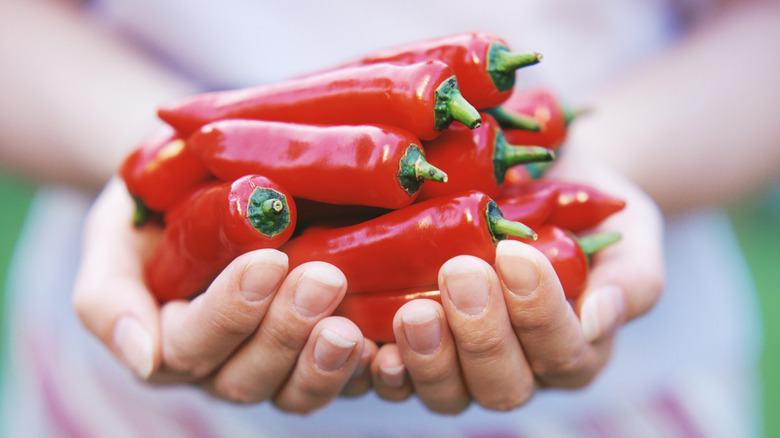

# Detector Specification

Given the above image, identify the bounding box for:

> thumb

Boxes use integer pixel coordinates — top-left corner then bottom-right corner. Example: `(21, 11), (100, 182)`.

(72, 178), (162, 379)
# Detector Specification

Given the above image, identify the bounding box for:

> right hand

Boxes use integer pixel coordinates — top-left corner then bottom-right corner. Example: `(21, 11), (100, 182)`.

(72, 178), (377, 413)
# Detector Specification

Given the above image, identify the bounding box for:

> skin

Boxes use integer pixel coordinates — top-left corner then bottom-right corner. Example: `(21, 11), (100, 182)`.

(2, 0), (778, 416)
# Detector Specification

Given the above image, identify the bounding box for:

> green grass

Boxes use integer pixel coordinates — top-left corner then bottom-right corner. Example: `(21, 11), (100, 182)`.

(0, 172), (37, 395)
(729, 196), (780, 438)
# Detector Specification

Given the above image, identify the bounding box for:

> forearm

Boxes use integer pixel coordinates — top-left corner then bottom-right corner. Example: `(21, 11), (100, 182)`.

(0, 0), (197, 192)
(568, 0), (780, 216)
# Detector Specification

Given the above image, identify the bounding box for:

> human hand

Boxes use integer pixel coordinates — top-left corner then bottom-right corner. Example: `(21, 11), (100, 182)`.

(369, 149), (665, 413)
(72, 178), (377, 413)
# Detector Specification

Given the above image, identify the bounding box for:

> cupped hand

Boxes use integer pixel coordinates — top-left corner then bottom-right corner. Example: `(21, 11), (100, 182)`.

(370, 149), (666, 413)
(72, 178), (377, 413)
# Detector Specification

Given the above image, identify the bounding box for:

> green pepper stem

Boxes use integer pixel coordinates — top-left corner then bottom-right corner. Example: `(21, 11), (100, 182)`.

(434, 76), (482, 131)
(447, 92), (482, 129)
(261, 198), (284, 216)
(414, 158), (449, 184)
(131, 196), (150, 227)
(491, 50), (544, 74)
(486, 201), (537, 242)
(575, 231), (622, 257)
(493, 131), (556, 184)
(247, 187), (291, 237)
(397, 144), (447, 196)
(487, 44), (543, 91)
(483, 106), (541, 131)
(565, 106), (593, 127)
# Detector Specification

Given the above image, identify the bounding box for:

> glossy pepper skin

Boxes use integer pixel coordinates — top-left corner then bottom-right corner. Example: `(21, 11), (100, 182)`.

(187, 119), (448, 209)
(500, 179), (627, 232)
(486, 87), (572, 150)
(495, 182), (560, 230)
(417, 113), (554, 201)
(335, 286), (441, 343)
(516, 224), (620, 300)
(146, 175), (296, 302)
(119, 126), (212, 221)
(157, 60), (481, 140)
(280, 190), (536, 294)
(334, 31), (543, 110)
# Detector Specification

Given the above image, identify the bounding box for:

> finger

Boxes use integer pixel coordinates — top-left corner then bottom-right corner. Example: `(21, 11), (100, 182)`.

(577, 179), (665, 342)
(273, 317), (364, 414)
(154, 249), (288, 382)
(210, 262), (347, 403)
(72, 178), (162, 379)
(393, 299), (469, 414)
(545, 149), (666, 340)
(341, 338), (378, 397)
(370, 343), (413, 402)
(495, 240), (608, 388)
(438, 256), (534, 411)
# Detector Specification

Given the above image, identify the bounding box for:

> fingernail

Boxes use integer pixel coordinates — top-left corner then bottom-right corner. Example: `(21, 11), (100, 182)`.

(313, 328), (356, 372)
(379, 364), (406, 388)
(113, 317), (154, 379)
(496, 240), (541, 296)
(294, 265), (345, 317)
(442, 259), (490, 315)
(401, 305), (441, 355)
(240, 251), (287, 302)
(580, 286), (626, 342)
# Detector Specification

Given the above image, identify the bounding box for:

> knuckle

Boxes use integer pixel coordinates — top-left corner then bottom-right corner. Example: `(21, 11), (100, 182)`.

(532, 348), (601, 389)
(212, 376), (264, 405)
(455, 327), (509, 359)
(263, 319), (307, 354)
(207, 306), (259, 339)
(161, 345), (211, 379)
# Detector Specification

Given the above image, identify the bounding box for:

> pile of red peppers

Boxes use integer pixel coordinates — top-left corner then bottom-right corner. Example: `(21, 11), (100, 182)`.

(120, 31), (626, 342)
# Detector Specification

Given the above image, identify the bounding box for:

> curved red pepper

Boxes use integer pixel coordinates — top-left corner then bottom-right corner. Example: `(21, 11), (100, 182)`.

(187, 119), (448, 209)
(515, 224), (620, 300)
(157, 61), (481, 140)
(280, 190), (536, 294)
(119, 126), (213, 221)
(487, 87), (571, 150)
(417, 113), (554, 201)
(495, 182), (559, 230)
(335, 286), (441, 343)
(334, 32), (542, 110)
(500, 179), (627, 231)
(146, 175), (297, 302)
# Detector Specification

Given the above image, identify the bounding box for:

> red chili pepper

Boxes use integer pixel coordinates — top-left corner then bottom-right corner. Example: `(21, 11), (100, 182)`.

(500, 179), (627, 231)
(280, 190), (536, 294)
(495, 182), (560, 230)
(119, 126), (213, 223)
(146, 175), (296, 302)
(157, 60), (481, 140)
(335, 286), (441, 343)
(516, 224), (620, 300)
(187, 119), (448, 209)
(416, 113), (554, 201)
(486, 87), (573, 150)
(332, 32), (542, 110)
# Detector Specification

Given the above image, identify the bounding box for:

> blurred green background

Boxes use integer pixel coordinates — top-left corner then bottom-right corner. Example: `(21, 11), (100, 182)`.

(0, 173), (778, 436)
